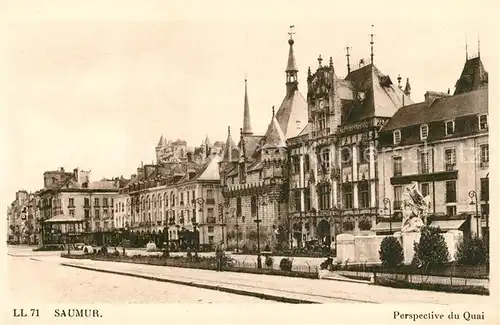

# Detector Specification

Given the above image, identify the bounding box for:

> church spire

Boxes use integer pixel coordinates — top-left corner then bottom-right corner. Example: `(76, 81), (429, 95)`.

(286, 25), (298, 96)
(241, 79), (253, 136)
(370, 24), (375, 64)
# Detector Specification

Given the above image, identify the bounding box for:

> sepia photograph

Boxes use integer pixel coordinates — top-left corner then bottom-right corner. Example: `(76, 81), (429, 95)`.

(1, 0), (498, 324)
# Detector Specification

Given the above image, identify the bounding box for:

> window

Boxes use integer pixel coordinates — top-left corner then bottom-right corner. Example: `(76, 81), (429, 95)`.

(208, 226), (214, 233)
(192, 190), (195, 202)
(322, 149), (330, 169)
(251, 196), (257, 216)
(445, 181), (457, 203)
(445, 120), (455, 136)
(186, 191), (190, 204)
(394, 185), (403, 210)
(480, 178), (489, 201)
(291, 156), (299, 174)
(393, 157), (402, 177)
(180, 193), (184, 205)
(318, 113), (326, 130)
(478, 114), (488, 130)
(319, 184), (331, 210)
(342, 183), (352, 209)
(420, 183), (430, 198)
(236, 197), (242, 216)
(103, 198), (108, 207)
(95, 209), (100, 219)
(69, 210), (75, 217)
(420, 124), (429, 140)
(208, 236), (214, 244)
(480, 144), (489, 167)
(358, 181), (370, 208)
(304, 155), (310, 171)
(446, 205), (456, 216)
(341, 147), (352, 166)
(207, 189), (214, 200)
(207, 208), (214, 223)
(358, 145), (368, 164)
(444, 148), (456, 171)
(420, 151), (430, 174)
(393, 130), (401, 144)
(94, 198), (100, 207)
(294, 190), (301, 211)
(68, 198), (74, 207)
(84, 210), (90, 218)
(159, 198), (162, 208)
(304, 188), (311, 212)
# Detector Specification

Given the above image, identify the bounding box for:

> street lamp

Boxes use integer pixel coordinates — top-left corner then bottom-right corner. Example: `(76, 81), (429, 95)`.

(383, 198), (392, 233)
(194, 198), (205, 251)
(469, 190), (480, 237)
(254, 192), (267, 269)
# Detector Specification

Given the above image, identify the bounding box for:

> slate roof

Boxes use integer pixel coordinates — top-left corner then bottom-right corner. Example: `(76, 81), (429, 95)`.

(343, 64), (412, 123)
(275, 89), (308, 139)
(381, 88), (488, 132)
(286, 39), (298, 72)
(454, 57), (488, 95)
(262, 115), (287, 149)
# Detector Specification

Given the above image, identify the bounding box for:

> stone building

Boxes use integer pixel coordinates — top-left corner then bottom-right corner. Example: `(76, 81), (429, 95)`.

(220, 31), (308, 251)
(118, 151), (223, 249)
(377, 55), (489, 237)
(7, 190), (39, 245)
(37, 167), (126, 245)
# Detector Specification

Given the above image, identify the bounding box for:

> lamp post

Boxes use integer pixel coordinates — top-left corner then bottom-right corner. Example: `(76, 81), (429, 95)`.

(194, 198), (205, 251)
(383, 198), (392, 233)
(254, 192), (267, 269)
(286, 215), (293, 250)
(469, 190), (479, 237)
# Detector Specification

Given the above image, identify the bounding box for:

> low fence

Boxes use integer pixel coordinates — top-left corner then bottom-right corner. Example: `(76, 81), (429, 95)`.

(60, 253), (319, 279)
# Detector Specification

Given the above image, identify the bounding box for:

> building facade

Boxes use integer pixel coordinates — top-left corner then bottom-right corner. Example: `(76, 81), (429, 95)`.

(378, 55), (489, 237)
(7, 191), (39, 245)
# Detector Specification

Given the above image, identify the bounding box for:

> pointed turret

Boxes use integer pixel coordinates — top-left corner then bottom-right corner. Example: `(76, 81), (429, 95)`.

(241, 79), (253, 136)
(222, 126), (238, 163)
(156, 135), (164, 147)
(404, 78), (411, 96)
(454, 56), (488, 95)
(286, 25), (298, 96)
(263, 106), (287, 149)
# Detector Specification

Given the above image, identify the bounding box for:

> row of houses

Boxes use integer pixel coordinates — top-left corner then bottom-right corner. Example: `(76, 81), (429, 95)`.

(7, 30), (489, 251)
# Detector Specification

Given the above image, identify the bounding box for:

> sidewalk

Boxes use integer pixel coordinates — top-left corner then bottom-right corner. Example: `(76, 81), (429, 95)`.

(59, 258), (491, 305)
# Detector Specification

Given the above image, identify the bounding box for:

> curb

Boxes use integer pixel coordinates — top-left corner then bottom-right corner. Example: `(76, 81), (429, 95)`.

(321, 276), (371, 285)
(60, 263), (319, 304)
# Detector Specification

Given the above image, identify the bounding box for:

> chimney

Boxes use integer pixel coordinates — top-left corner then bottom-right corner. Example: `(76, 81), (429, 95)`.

(73, 168), (79, 183)
(137, 167), (143, 179)
(187, 152), (193, 162)
(424, 91), (449, 106)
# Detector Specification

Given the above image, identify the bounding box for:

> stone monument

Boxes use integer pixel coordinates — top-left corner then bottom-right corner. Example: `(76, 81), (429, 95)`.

(400, 182), (430, 263)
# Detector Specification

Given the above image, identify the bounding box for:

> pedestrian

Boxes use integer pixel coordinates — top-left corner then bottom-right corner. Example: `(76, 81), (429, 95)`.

(215, 240), (224, 272)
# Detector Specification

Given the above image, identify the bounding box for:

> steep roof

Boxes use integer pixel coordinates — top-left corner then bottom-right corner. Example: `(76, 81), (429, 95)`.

(343, 64), (412, 123)
(242, 79), (253, 135)
(275, 89), (308, 139)
(262, 114), (287, 149)
(454, 57), (488, 95)
(221, 128), (239, 163)
(286, 38), (298, 72)
(381, 88), (488, 132)
(196, 154), (222, 181)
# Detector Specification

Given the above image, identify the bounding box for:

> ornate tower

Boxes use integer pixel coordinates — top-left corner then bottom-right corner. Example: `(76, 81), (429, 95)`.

(261, 107), (288, 180)
(241, 79), (253, 136)
(286, 25), (298, 96)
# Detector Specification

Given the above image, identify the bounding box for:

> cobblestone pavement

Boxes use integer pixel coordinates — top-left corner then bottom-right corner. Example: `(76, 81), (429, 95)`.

(6, 250), (274, 304)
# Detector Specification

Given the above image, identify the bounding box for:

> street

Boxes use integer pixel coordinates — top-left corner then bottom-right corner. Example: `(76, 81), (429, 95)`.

(6, 246), (274, 304)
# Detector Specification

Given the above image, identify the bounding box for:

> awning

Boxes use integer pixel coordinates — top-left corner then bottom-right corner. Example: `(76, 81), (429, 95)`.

(429, 219), (466, 231)
(374, 221), (402, 232)
(44, 214), (84, 223)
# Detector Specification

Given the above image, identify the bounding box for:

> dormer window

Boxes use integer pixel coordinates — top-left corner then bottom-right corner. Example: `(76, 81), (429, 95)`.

(478, 114), (488, 130)
(420, 124), (429, 140)
(445, 120), (455, 136)
(393, 130), (401, 144)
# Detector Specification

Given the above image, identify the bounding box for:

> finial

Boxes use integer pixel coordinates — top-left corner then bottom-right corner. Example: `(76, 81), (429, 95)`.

(447, 88), (450, 95)
(307, 66), (311, 76)
(317, 54), (323, 67)
(346, 46), (351, 75)
(228, 126), (231, 136)
(288, 25), (295, 45)
(397, 74), (402, 89)
(370, 24), (375, 64)
(466, 36), (469, 61)
(272, 106), (275, 117)
(329, 56), (333, 68)
(240, 128), (243, 140)
(478, 32), (481, 58)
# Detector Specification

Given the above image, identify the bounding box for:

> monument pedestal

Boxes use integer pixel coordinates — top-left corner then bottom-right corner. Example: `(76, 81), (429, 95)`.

(401, 232), (420, 264)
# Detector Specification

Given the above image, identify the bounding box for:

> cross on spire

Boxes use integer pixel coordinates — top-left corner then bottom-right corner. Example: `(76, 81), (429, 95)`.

(288, 25), (295, 40)
(370, 24), (375, 64)
(318, 54), (323, 67)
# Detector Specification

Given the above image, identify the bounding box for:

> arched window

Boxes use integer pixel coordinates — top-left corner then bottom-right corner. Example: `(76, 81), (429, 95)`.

(152, 194), (157, 209)
(147, 196), (151, 210)
(164, 193), (168, 207)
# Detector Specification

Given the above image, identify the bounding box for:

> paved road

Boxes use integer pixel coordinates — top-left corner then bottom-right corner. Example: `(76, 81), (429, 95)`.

(6, 247), (274, 304)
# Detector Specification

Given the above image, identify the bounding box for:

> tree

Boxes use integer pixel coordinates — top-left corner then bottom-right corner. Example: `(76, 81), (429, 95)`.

(379, 236), (404, 268)
(413, 227), (449, 269)
(456, 235), (488, 266)
(275, 225), (288, 250)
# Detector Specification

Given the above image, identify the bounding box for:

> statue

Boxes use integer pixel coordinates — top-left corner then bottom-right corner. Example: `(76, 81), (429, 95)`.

(400, 182), (430, 233)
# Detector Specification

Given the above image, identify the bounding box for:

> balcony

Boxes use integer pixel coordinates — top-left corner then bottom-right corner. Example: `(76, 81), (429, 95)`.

(445, 164), (456, 171)
(480, 161), (489, 168)
(390, 170), (458, 185)
(206, 216), (216, 224)
(205, 198), (215, 205)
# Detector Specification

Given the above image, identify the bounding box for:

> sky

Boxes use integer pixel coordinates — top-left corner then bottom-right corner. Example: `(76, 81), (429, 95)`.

(1, 0), (498, 218)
